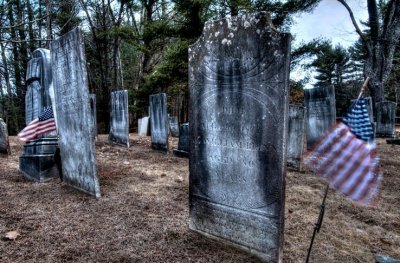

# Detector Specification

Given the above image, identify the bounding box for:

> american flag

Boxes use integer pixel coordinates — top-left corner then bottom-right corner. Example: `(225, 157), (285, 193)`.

(18, 106), (57, 142)
(304, 98), (382, 206)
(342, 98), (374, 143)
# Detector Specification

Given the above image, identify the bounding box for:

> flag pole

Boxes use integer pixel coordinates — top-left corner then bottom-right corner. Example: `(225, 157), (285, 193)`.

(305, 184), (329, 263)
(355, 77), (370, 102)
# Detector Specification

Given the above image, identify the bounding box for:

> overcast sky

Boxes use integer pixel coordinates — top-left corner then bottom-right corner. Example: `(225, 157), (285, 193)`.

(289, 0), (368, 85)
(290, 0), (369, 48)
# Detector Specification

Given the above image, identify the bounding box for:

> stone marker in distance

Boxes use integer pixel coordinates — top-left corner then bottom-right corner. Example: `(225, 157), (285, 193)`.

(109, 90), (129, 147)
(287, 105), (306, 171)
(149, 93), (169, 151)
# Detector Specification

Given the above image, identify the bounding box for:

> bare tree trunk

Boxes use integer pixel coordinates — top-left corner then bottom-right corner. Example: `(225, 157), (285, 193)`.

(1, 43), (19, 133)
(46, 0), (53, 48)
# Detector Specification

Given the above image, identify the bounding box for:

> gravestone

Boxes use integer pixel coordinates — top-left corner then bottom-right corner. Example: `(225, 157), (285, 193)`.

(51, 27), (100, 197)
(138, 116), (150, 136)
(89, 94), (97, 140)
(304, 86), (336, 148)
(109, 90), (129, 147)
(173, 123), (189, 157)
(376, 101), (396, 137)
(169, 116), (179, 137)
(19, 48), (60, 182)
(189, 12), (290, 262)
(0, 119), (10, 155)
(287, 105), (306, 170)
(149, 93), (169, 151)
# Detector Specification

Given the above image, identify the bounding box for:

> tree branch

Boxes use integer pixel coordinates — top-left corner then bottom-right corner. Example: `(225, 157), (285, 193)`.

(336, 0), (368, 43)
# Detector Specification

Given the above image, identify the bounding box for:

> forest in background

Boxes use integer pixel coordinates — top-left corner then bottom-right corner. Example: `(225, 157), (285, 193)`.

(0, 0), (399, 135)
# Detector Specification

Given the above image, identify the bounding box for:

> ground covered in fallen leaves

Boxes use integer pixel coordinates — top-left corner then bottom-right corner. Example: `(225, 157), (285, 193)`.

(0, 134), (399, 262)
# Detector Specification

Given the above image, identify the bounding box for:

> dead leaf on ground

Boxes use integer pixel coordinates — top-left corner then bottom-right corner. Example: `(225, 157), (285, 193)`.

(4, 231), (20, 240)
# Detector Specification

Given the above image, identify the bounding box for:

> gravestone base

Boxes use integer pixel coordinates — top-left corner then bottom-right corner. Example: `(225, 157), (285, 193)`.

(19, 138), (60, 182)
(387, 139), (400, 145)
(173, 149), (189, 158)
(151, 142), (168, 152)
(287, 159), (303, 171)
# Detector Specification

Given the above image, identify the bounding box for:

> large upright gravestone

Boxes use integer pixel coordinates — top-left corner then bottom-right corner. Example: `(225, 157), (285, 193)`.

(189, 12), (290, 262)
(19, 48), (60, 182)
(376, 101), (396, 137)
(149, 93), (169, 151)
(0, 118), (10, 155)
(109, 90), (129, 147)
(304, 86), (336, 149)
(51, 27), (100, 198)
(287, 105), (306, 171)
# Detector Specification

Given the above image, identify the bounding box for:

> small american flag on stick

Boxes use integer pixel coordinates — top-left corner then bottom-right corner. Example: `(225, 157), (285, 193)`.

(18, 106), (57, 142)
(304, 98), (382, 206)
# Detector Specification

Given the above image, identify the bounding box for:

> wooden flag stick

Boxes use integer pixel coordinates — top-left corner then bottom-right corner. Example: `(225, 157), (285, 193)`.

(356, 77), (370, 102)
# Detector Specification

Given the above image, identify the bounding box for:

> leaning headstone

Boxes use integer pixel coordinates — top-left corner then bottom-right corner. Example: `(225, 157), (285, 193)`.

(173, 123), (189, 157)
(109, 90), (129, 147)
(189, 12), (290, 262)
(19, 48), (59, 182)
(0, 119), (10, 155)
(89, 94), (97, 140)
(287, 105), (306, 170)
(169, 116), (179, 137)
(304, 86), (336, 148)
(376, 101), (396, 137)
(149, 93), (169, 151)
(138, 116), (150, 136)
(51, 27), (100, 197)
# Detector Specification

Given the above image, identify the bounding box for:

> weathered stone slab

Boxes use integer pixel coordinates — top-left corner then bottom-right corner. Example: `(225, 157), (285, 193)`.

(109, 90), (129, 147)
(149, 93), (169, 151)
(169, 116), (179, 137)
(376, 101), (396, 137)
(304, 86), (336, 148)
(50, 27), (100, 198)
(287, 105), (306, 170)
(89, 94), (97, 140)
(138, 117), (150, 136)
(173, 123), (189, 157)
(189, 12), (290, 262)
(0, 119), (10, 155)
(25, 48), (54, 129)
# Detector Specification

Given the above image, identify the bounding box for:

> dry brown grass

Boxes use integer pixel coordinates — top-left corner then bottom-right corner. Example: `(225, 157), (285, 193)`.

(0, 135), (399, 263)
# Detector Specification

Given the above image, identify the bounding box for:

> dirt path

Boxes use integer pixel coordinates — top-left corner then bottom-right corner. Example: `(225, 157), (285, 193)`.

(0, 135), (399, 262)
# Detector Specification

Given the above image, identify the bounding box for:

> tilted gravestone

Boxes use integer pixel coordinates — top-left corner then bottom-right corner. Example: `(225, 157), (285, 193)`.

(173, 123), (189, 157)
(138, 116), (150, 136)
(149, 93), (169, 151)
(89, 94), (97, 140)
(109, 90), (129, 147)
(169, 116), (179, 137)
(189, 12), (290, 262)
(287, 105), (306, 171)
(19, 48), (60, 182)
(376, 101), (396, 137)
(0, 119), (10, 155)
(304, 86), (336, 149)
(51, 27), (100, 197)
